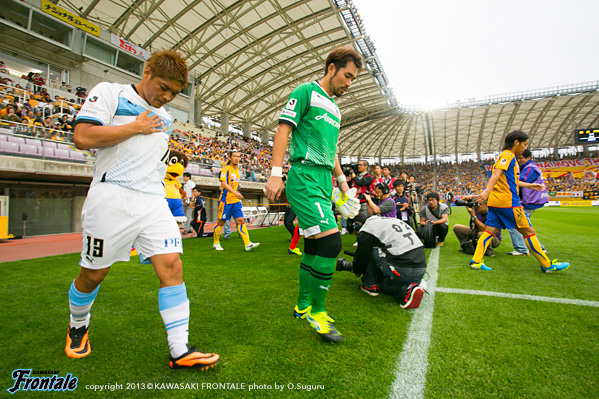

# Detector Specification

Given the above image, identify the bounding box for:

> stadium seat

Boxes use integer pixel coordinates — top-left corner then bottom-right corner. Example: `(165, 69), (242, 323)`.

(0, 141), (20, 154)
(69, 151), (86, 162)
(185, 163), (201, 175)
(42, 146), (56, 159)
(54, 148), (70, 160)
(43, 141), (58, 149)
(7, 135), (25, 145)
(257, 206), (268, 215)
(57, 143), (70, 150)
(20, 143), (41, 157)
(25, 138), (42, 147)
(0, 134), (7, 142)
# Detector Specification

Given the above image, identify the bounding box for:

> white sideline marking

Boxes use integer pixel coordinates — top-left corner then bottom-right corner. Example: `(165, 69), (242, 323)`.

(390, 247), (439, 399)
(435, 287), (599, 308)
(389, 249), (597, 399)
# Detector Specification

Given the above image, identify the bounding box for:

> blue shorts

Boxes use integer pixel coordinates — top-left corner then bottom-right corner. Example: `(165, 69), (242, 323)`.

(486, 207), (532, 230)
(218, 201), (243, 221)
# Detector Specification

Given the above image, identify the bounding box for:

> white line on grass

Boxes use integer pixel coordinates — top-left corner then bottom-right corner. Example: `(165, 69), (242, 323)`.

(435, 287), (599, 307)
(390, 246), (439, 399)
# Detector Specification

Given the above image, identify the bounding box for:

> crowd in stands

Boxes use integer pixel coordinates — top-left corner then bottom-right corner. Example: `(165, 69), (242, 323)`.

(0, 63), (85, 141)
(2, 61), (597, 192)
(381, 160), (487, 198)
(168, 122), (283, 181)
(546, 174), (599, 192)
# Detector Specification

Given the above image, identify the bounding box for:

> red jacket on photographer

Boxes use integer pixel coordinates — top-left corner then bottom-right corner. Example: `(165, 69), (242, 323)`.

(351, 171), (374, 203)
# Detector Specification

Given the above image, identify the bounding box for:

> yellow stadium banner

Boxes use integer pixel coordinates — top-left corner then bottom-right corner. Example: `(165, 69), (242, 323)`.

(537, 157), (599, 179)
(41, 0), (101, 37)
(560, 200), (593, 207)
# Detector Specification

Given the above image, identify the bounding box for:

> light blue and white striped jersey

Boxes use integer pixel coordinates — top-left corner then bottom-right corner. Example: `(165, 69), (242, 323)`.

(75, 82), (173, 196)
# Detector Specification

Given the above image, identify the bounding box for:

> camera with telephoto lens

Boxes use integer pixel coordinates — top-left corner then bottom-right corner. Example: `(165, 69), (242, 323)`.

(407, 181), (422, 193)
(343, 165), (359, 177)
(454, 198), (477, 208)
(336, 257), (353, 272)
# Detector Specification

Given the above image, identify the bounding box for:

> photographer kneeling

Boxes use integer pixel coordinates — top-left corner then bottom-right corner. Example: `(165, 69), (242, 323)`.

(364, 183), (396, 218)
(336, 214), (427, 309)
(416, 192), (449, 247)
(452, 196), (501, 256)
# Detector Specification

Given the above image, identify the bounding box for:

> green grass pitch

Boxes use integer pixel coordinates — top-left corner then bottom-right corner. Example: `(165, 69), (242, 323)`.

(0, 207), (597, 398)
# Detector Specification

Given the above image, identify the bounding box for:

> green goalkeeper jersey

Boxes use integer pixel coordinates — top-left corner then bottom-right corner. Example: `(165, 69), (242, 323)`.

(279, 81), (341, 170)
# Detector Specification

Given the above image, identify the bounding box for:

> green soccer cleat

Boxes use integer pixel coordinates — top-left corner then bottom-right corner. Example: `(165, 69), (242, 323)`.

(541, 259), (570, 273)
(470, 260), (492, 271)
(293, 305), (311, 319)
(306, 311), (343, 343)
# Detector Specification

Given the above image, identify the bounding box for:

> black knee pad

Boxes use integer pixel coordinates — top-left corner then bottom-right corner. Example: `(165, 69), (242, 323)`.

(316, 232), (342, 258)
(304, 238), (318, 256)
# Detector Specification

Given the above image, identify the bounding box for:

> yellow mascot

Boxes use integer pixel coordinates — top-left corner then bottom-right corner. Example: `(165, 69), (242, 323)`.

(164, 149), (189, 225)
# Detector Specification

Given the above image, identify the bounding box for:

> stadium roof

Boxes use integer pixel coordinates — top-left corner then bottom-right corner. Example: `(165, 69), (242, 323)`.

(59, 0), (599, 159)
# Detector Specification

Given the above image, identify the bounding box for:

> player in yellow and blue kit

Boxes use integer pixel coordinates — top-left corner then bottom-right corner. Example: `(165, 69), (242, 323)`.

(472, 130), (569, 273)
(213, 149), (259, 251)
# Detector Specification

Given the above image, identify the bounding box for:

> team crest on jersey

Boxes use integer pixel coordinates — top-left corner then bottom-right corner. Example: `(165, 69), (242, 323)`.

(89, 96), (98, 103)
(500, 157), (508, 164)
(286, 98), (297, 110)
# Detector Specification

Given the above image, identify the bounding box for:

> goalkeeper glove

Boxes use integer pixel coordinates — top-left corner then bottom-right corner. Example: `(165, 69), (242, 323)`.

(332, 187), (360, 218)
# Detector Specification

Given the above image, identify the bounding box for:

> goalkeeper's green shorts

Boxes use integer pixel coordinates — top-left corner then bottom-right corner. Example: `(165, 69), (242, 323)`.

(286, 163), (336, 238)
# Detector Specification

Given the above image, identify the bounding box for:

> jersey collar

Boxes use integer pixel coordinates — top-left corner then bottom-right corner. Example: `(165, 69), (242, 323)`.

(313, 81), (334, 100)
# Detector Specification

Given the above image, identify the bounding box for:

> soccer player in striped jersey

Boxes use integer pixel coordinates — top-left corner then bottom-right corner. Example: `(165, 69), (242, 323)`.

(65, 49), (219, 370)
(213, 149), (259, 251)
(265, 47), (362, 342)
(472, 130), (570, 273)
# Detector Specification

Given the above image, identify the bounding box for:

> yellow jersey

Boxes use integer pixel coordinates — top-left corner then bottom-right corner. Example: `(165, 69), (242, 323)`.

(488, 150), (521, 208)
(219, 164), (241, 204)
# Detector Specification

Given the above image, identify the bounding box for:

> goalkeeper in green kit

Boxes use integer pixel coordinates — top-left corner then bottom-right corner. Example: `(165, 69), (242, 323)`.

(265, 47), (362, 342)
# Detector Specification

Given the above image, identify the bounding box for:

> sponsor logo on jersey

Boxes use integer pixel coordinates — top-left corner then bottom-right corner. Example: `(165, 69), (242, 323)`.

(315, 113), (340, 129)
(286, 98), (297, 110)
(164, 238), (181, 248)
(281, 109), (296, 118)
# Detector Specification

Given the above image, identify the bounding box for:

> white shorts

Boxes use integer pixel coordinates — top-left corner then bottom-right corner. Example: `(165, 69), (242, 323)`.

(79, 183), (182, 270)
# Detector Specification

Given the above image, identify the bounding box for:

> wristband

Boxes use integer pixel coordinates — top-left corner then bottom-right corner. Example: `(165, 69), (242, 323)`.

(336, 175), (347, 183)
(271, 166), (283, 177)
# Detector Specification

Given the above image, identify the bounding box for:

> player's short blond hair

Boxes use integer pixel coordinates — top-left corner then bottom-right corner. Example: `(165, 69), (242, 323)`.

(145, 49), (189, 88)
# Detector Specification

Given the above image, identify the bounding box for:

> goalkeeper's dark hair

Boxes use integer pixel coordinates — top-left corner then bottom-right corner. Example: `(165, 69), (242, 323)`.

(323, 46), (363, 76)
(521, 149), (532, 158)
(503, 130), (529, 150)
